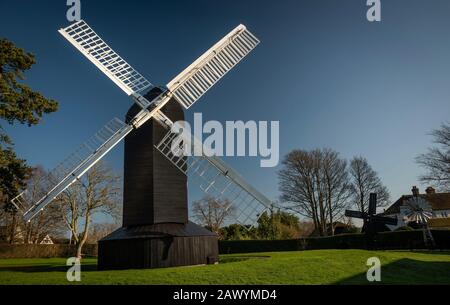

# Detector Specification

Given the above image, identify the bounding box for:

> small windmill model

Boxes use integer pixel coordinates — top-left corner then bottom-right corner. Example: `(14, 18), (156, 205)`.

(401, 195), (436, 248)
(345, 193), (398, 248)
(11, 20), (272, 269)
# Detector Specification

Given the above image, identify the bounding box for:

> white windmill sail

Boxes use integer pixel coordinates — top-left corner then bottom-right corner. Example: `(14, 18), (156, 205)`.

(156, 129), (271, 227)
(167, 25), (260, 109)
(59, 20), (153, 98)
(12, 118), (133, 222)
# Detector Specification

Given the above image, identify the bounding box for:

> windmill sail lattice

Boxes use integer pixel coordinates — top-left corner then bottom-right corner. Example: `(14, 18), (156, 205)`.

(156, 129), (271, 226)
(167, 25), (260, 109)
(58, 20), (153, 97)
(13, 118), (133, 222)
(13, 20), (270, 227)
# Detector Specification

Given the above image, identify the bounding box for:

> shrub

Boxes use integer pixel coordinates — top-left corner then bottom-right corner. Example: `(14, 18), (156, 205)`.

(219, 239), (301, 254)
(218, 230), (450, 254)
(376, 230), (425, 250)
(432, 230), (450, 249)
(302, 234), (366, 250)
(0, 244), (98, 259)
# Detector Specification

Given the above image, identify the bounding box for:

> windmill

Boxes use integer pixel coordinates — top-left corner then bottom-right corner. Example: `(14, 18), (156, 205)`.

(11, 20), (272, 269)
(345, 193), (398, 249)
(400, 196), (436, 248)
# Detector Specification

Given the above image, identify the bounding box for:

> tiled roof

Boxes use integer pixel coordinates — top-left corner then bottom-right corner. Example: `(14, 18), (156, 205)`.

(383, 193), (450, 215)
(428, 217), (450, 228)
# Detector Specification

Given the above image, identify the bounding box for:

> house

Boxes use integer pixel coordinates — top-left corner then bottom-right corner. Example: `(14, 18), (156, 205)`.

(39, 235), (54, 245)
(382, 186), (450, 230)
(0, 227), (54, 245)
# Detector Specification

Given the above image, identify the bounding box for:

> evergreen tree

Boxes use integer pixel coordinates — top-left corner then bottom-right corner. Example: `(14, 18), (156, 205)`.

(0, 38), (58, 205)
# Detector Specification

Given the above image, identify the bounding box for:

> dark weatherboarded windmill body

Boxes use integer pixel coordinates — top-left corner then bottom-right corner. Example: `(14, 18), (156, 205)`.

(11, 20), (272, 269)
(98, 90), (218, 269)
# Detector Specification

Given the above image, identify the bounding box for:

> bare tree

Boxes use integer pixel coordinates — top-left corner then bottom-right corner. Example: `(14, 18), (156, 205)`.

(298, 221), (315, 238)
(0, 208), (18, 244)
(58, 162), (121, 259)
(21, 167), (65, 244)
(278, 148), (351, 236)
(0, 204), (23, 244)
(416, 123), (450, 191)
(58, 183), (81, 245)
(349, 157), (390, 213)
(0, 167), (65, 244)
(87, 222), (120, 244)
(192, 197), (235, 234)
(322, 150), (352, 235)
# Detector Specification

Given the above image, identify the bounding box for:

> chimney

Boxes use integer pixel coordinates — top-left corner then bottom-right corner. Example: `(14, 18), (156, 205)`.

(426, 187), (436, 195)
(412, 186), (420, 197)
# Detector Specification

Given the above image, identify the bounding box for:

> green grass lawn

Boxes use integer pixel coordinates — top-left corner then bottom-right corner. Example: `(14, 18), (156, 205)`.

(0, 250), (449, 285)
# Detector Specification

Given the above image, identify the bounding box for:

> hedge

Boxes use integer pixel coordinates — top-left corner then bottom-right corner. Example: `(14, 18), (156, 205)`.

(0, 244), (98, 259)
(219, 230), (450, 254)
(1, 230), (449, 258)
(429, 230), (450, 249)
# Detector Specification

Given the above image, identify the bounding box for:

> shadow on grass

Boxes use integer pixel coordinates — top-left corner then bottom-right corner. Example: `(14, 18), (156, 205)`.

(0, 256), (270, 273)
(0, 263), (98, 273)
(335, 258), (450, 285)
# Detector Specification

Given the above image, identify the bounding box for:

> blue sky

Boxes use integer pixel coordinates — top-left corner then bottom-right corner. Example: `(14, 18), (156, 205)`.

(1, 0), (450, 217)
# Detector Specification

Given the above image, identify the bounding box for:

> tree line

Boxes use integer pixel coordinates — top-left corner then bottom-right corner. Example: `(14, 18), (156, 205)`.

(193, 123), (449, 238)
(192, 151), (388, 239)
(194, 120), (450, 239)
(279, 150), (390, 236)
(191, 196), (318, 240)
(0, 38), (121, 258)
(0, 162), (121, 258)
